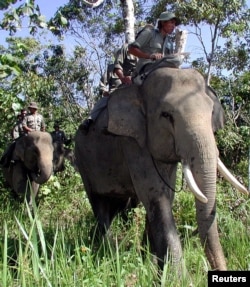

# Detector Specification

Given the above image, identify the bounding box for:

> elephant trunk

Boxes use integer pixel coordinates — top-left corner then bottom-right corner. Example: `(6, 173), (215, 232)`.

(31, 157), (53, 184)
(180, 125), (227, 270)
(194, 157), (227, 270)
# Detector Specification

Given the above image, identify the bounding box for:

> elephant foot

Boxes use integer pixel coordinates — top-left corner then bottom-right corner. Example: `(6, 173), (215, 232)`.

(79, 119), (93, 135)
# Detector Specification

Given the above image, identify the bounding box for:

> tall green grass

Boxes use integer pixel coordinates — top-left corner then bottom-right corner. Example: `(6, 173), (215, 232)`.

(0, 165), (249, 286)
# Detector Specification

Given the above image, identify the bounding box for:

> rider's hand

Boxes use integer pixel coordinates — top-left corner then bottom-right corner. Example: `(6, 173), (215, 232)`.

(150, 53), (163, 60)
(121, 76), (132, 85)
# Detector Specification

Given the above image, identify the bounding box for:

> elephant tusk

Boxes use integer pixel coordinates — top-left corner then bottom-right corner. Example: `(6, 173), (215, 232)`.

(217, 158), (249, 196)
(182, 163), (208, 204)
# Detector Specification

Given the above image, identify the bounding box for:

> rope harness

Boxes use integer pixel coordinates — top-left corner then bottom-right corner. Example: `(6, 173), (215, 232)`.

(151, 154), (183, 193)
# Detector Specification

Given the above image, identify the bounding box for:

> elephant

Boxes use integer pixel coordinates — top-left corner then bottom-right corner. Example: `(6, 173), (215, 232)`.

(75, 67), (249, 271)
(52, 141), (76, 173)
(1, 131), (68, 205)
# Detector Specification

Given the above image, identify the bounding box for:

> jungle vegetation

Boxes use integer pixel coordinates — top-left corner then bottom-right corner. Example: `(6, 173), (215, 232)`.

(0, 1), (249, 286)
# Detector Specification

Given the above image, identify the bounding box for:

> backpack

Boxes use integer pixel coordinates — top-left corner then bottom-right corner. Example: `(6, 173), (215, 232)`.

(135, 24), (154, 39)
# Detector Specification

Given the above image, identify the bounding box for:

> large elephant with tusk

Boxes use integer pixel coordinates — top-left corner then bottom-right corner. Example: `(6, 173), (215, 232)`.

(75, 67), (249, 270)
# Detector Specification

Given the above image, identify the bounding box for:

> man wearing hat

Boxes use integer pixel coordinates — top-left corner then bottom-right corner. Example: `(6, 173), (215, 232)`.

(51, 123), (71, 145)
(22, 102), (45, 134)
(128, 11), (181, 74)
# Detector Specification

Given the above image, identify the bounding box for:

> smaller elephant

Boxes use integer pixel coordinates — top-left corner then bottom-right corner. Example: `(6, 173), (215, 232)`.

(2, 131), (59, 205)
(52, 141), (76, 173)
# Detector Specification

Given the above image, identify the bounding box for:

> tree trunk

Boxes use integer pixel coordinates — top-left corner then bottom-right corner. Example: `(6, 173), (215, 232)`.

(175, 29), (188, 54)
(175, 28), (188, 68)
(120, 0), (135, 43)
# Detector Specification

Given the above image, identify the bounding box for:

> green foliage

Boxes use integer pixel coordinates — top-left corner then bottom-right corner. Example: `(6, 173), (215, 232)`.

(212, 71), (250, 171)
(0, 38), (91, 153)
(0, 53), (22, 78)
(0, 0), (18, 10)
(0, 166), (249, 286)
(0, 2), (249, 285)
(0, 0), (47, 35)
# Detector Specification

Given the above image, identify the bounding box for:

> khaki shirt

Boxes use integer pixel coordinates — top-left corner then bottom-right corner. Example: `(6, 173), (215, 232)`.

(114, 44), (137, 77)
(12, 120), (25, 139)
(22, 113), (45, 132)
(99, 64), (121, 94)
(129, 27), (174, 73)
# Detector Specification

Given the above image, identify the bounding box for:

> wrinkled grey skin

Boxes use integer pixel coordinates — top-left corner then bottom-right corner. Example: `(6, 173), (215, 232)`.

(75, 68), (227, 270)
(2, 132), (54, 205)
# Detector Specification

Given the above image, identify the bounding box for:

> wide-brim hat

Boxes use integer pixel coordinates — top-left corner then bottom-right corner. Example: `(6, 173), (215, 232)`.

(158, 12), (181, 26)
(28, 102), (38, 109)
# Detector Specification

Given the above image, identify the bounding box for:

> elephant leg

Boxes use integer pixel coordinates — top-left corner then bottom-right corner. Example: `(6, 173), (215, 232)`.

(87, 192), (132, 237)
(12, 162), (28, 200)
(146, 197), (182, 269)
(122, 138), (182, 268)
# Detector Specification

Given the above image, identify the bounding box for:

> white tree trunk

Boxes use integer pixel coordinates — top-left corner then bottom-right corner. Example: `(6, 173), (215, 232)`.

(175, 28), (188, 53)
(174, 28), (188, 68)
(120, 0), (135, 43)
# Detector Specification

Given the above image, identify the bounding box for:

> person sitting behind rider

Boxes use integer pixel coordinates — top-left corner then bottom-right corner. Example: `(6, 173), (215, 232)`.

(128, 11), (181, 75)
(12, 109), (27, 139)
(80, 43), (137, 134)
(22, 102), (45, 133)
(0, 108), (28, 167)
(51, 123), (71, 145)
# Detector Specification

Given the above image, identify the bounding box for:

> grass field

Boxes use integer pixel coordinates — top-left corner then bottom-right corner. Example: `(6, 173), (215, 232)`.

(0, 164), (249, 286)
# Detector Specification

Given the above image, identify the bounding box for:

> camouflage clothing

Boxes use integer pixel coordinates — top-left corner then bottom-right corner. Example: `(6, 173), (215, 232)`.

(114, 44), (137, 78)
(99, 64), (121, 94)
(12, 120), (25, 139)
(90, 45), (137, 122)
(80, 44), (137, 132)
(22, 113), (45, 132)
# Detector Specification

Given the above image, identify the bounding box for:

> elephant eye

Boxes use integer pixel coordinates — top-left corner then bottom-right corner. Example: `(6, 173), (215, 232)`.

(161, 111), (173, 121)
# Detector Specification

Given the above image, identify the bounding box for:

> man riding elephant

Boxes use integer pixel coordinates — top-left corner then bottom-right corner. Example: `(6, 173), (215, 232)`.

(0, 102), (45, 168)
(22, 101), (45, 134)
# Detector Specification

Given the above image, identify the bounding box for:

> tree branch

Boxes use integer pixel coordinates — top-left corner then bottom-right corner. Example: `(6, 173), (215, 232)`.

(82, 0), (105, 8)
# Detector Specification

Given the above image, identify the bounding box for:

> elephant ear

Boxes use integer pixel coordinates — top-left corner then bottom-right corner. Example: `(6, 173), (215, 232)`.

(107, 85), (146, 148)
(206, 86), (225, 132)
(14, 136), (26, 161)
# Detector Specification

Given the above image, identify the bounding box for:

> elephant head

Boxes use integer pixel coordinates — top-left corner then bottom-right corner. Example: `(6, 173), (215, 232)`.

(106, 68), (248, 270)
(1, 131), (54, 205)
(14, 131), (54, 184)
(2, 131), (75, 206)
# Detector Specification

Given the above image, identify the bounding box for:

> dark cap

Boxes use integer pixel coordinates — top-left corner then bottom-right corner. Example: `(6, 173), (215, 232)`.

(158, 12), (181, 26)
(28, 102), (38, 109)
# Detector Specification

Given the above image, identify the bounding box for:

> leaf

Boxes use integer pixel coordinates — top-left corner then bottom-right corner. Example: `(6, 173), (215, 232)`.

(53, 181), (61, 189)
(41, 187), (51, 195)
(11, 102), (22, 111)
(39, 21), (47, 28)
(22, 6), (33, 16)
(60, 16), (67, 25)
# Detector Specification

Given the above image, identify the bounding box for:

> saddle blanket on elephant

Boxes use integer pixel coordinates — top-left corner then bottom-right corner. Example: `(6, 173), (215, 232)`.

(133, 53), (189, 86)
